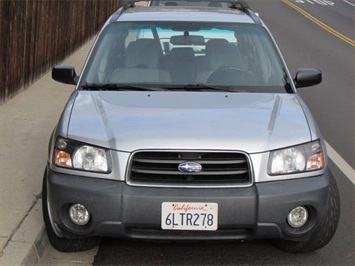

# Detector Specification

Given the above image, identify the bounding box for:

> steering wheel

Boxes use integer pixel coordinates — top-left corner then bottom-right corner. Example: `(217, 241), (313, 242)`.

(207, 67), (256, 86)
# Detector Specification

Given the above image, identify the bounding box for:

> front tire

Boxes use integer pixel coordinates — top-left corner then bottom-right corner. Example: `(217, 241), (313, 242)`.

(272, 170), (340, 253)
(42, 168), (99, 252)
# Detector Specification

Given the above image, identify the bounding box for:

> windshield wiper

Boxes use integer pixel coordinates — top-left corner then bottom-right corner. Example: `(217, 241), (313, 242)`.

(167, 84), (247, 93)
(81, 83), (165, 91)
(283, 71), (294, 93)
(81, 83), (249, 92)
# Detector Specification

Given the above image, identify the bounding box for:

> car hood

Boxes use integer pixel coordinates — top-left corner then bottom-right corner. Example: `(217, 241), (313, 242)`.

(67, 91), (311, 153)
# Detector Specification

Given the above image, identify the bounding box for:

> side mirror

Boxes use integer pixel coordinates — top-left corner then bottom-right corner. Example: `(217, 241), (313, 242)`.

(52, 65), (78, 85)
(294, 68), (322, 88)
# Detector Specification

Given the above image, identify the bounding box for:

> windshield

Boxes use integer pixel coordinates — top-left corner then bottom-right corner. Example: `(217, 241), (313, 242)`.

(82, 22), (289, 92)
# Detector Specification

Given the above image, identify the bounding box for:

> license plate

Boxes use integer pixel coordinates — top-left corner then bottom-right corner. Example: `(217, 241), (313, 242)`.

(161, 202), (218, 231)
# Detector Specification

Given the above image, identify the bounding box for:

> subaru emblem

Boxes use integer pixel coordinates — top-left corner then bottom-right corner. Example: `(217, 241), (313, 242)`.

(178, 162), (202, 173)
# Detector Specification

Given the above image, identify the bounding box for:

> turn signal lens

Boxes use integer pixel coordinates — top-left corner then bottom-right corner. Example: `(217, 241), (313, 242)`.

(53, 150), (72, 168)
(306, 153), (325, 171)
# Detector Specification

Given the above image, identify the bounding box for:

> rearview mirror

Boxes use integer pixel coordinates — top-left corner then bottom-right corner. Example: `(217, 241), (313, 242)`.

(170, 35), (205, 45)
(294, 68), (322, 88)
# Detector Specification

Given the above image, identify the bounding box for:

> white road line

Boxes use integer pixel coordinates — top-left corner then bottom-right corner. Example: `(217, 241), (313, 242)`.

(343, 0), (355, 7)
(325, 141), (355, 185)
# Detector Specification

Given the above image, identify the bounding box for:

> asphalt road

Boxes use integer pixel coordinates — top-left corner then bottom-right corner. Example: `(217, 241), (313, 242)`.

(93, 1), (355, 265)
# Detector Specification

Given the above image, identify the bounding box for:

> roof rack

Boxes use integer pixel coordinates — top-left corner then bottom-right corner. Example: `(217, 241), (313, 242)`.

(113, 0), (262, 25)
(109, 0), (140, 23)
(228, 0), (250, 10)
(232, 0), (262, 25)
(109, 7), (126, 23)
(118, 0), (145, 8)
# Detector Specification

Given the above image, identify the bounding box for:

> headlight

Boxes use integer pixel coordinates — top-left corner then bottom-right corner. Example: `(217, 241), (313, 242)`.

(268, 140), (325, 175)
(52, 137), (109, 173)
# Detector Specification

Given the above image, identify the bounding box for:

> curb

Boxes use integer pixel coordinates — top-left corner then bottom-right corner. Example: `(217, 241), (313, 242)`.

(0, 200), (48, 265)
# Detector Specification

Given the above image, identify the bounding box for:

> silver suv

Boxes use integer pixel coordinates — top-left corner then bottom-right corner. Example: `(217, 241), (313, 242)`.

(44, 0), (340, 253)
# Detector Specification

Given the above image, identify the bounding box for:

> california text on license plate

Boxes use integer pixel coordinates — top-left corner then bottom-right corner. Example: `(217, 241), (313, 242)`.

(161, 202), (218, 231)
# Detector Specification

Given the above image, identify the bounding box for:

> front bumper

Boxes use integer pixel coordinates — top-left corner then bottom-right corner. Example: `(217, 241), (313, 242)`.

(46, 168), (329, 241)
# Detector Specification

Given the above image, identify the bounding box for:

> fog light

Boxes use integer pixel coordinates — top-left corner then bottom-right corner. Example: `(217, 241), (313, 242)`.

(69, 204), (90, 226)
(287, 206), (308, 228)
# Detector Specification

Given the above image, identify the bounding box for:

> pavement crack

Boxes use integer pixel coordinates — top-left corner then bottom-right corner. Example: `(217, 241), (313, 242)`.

(0, 198), (39, 254)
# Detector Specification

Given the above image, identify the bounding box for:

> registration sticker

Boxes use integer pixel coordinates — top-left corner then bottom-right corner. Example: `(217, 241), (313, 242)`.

(161, 202), (218, 231)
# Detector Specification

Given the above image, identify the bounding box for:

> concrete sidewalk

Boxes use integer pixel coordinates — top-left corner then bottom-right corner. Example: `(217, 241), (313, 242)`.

(0, 38), (95, 265)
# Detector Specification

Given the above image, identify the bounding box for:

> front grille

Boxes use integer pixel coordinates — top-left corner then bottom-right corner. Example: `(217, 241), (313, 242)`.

(127, 151), (252, 187)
